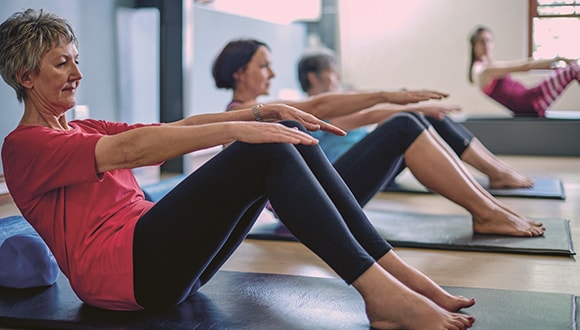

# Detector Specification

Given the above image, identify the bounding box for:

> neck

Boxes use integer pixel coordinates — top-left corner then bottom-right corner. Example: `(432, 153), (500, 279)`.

(478, 55), (491, 64)
(232, 89), (258, 105)
(20, 102), (70, 130)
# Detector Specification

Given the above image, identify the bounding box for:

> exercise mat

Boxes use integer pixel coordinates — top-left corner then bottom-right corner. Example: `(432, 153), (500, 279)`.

(247, 209), (575, 256)
(381, 174), (565, 200)
(0, 270), (577, 330)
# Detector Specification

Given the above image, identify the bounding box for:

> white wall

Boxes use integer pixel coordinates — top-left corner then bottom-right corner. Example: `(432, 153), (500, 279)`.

(338, 0), (580, 117)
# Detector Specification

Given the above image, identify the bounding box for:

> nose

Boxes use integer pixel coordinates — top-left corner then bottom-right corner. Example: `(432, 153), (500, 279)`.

(268, 67), (275, 79)
(71, 63), (83, 82)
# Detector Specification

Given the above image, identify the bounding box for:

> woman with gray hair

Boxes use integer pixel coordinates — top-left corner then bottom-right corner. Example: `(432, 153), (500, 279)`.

(0, 9), (475, 329)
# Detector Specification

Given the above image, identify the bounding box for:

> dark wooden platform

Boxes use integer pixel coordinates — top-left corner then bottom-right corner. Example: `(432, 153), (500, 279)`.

(461, 116), (580, 156)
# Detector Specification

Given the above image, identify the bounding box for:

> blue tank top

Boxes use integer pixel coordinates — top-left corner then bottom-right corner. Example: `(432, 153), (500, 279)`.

(311, 127), (369, 162)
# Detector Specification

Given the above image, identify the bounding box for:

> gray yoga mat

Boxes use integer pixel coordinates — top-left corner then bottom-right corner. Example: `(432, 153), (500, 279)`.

(0, 270), (577, 330)
(142, 175), (566, 202)
(382, 176), (566, 200)
(247, 209), (575, 256)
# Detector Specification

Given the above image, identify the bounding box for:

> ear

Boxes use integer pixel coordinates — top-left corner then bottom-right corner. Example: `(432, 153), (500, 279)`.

(16, 70), (34, 89)
(232, 67), (244, 83)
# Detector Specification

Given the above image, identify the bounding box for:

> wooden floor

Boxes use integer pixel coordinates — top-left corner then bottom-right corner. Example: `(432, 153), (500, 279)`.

(0, 155), (578, 298)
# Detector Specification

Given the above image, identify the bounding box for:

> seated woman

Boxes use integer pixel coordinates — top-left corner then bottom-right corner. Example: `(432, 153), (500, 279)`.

(468, 25), (579, 118)
(212, 38), (545, 237)
(0, 9), (475, 329)
(298, 50), (533, 190)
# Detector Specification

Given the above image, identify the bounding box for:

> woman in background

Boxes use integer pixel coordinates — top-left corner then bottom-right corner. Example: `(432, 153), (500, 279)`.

(468, 25), (579, 117)
(212, 38), (545, 237)
(297, 50), (533, 190)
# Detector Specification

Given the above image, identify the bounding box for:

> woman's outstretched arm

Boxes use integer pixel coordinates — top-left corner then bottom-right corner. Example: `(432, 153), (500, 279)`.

(473, 57), (560, 89)
(228, 89), (450, 120)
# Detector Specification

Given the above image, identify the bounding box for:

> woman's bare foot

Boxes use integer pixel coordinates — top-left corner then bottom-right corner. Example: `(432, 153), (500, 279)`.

(354, 264), (475, 329)
(368, 291), (475, 330)
(460, 138), (534, 189)
(487, 168), (535, 189)
(377, 251), (476, 312)
(472, 207), (545, 236)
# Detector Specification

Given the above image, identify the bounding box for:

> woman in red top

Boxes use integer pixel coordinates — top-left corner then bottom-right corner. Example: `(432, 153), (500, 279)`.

(0, 9), (476, 329)
(468, 25), (579, 117)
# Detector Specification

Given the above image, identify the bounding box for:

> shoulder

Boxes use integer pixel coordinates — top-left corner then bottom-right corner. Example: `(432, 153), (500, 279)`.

(227, 100), (247, 111)
(472, 61), (488, 74)
(70, 119), (159, 134)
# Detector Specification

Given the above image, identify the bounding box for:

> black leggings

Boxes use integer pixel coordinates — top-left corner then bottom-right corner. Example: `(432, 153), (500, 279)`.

(424, 115), (474, 157)
(333, 112), (474, 206)
(133, 121), (393, 310)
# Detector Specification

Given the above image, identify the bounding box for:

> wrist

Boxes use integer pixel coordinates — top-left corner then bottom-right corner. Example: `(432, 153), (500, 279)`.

(252, 104), (264, 122)
(380, 91), (392, 103)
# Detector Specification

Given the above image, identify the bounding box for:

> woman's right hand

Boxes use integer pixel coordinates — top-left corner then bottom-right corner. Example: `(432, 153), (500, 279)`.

(386, 89), (450, 105)
(417, 104), (462, 120)
(259, 104), (346, 136)
(229, 121), (321, 145)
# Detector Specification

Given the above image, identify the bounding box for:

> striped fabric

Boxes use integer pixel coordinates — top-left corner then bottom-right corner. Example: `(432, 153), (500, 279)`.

(532, 63), (579, 117)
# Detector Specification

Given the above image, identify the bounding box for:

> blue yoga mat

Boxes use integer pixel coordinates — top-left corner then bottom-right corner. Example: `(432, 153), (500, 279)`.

(382, 175), (565, 200)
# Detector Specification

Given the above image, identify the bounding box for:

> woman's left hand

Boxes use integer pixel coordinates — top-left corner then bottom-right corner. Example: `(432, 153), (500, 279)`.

(417, 104), (462, 120)
(260, 104), (346, 136)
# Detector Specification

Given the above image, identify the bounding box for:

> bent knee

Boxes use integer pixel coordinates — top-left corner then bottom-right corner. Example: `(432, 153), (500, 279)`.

(279, 120), (307, 132)
(380, 112), (427, 134)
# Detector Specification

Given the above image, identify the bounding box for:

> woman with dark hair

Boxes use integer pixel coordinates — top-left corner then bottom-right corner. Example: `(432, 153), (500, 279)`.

(212, 38), (545, 238)
(468, 25), (579, 117)
(1, 9), (476, 328)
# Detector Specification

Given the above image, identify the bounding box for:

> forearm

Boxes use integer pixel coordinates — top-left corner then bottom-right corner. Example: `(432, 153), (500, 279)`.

(329, 106), (401, 130)
(95, 123), (236, 172)
(286, 91), (390, 119)
(485, 58), (554, 77)
(170, 109), (255, 126)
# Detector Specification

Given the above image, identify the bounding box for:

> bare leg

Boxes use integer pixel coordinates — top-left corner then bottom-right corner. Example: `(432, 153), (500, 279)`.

(404, 130), (544, 236)
(426, 128), (543, 227)
(354, 251), (475, 329)
(461, 138), (534, 189)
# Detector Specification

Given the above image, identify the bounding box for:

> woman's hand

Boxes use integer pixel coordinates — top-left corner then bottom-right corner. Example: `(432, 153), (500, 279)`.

(554, 56), (578, 67)
(259, 104), (346, 136)
(230, 121), (321, 145)
(416, 104), (462, 120)
(385, 89), (450, 105)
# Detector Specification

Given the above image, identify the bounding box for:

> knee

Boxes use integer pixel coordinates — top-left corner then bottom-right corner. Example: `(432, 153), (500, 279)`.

(379, 112), (427, 135)
(279, 120), (307, 132)
(368, 113), (426, 149)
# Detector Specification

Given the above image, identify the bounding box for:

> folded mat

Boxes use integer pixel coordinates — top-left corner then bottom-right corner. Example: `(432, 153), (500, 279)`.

(0, 270), (577, 329)
(381, 172), (565, 200)
(0, 216), (59, 288)
(248, 209), (575, 256)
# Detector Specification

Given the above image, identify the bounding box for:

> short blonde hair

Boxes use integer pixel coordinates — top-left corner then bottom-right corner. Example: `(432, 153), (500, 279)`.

(0, 8), (78, 102)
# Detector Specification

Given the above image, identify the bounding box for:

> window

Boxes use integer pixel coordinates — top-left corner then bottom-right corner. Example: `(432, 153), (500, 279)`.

(528, 0), (580, 59)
